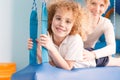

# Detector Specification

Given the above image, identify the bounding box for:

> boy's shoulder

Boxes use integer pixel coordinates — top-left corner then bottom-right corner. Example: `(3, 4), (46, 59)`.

(67, 34), (83, 42)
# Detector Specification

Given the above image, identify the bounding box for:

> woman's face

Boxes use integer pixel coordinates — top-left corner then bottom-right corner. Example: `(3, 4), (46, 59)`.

(51, 8), (74, 39)
(87, 0), (107, 18)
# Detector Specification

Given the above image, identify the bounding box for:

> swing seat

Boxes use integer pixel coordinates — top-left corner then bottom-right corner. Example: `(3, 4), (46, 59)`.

(12, 63), (120, 80)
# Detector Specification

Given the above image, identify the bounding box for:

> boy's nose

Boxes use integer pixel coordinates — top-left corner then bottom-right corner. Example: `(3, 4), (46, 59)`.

(60, 20), (65, 27)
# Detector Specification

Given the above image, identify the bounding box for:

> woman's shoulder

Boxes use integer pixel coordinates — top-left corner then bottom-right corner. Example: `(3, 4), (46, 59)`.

(100, 16), (113, 28)
(100, 16), (114, 31)
(100, 16), (111, 23)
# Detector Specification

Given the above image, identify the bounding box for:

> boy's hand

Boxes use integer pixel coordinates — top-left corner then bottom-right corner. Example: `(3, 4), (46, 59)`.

(38, 34), (55, 51)
(27, 38), (33, 50)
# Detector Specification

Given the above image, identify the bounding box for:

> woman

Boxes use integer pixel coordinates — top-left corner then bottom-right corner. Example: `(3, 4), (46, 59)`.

(83, 0), (120, 67)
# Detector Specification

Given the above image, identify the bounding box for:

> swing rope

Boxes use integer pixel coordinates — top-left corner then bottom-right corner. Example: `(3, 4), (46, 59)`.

(41, 0), (49, 63)
(29, 0), (49, 64)
(29, 0), (38, 65)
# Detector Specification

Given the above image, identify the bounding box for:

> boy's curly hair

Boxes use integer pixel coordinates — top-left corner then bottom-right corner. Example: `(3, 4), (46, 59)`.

(47, 0), (92, 41)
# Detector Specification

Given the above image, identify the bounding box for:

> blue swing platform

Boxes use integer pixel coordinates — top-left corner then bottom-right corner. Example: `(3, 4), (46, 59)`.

(11, 1), (120, 80)
(12, 63), (120, 80)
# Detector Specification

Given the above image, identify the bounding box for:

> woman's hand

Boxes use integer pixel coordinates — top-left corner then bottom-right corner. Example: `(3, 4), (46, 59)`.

(83, 50), (96, 61)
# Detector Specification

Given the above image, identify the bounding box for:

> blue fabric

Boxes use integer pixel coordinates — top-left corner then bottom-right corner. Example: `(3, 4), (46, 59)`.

(41, 2), (49, 63)
(29, 10), (38, 65)
(11, 64), (39, 80)
(116, 0), (120, 15)
(35, 63), (120, 80)
(12, 63), (120, 80)
(116, 39), (120, 53)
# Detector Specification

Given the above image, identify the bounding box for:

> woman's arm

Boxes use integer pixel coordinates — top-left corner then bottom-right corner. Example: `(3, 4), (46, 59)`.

(93, 19), (116, 59)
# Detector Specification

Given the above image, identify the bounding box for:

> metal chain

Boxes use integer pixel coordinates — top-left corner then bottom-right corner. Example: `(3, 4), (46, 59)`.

(32, 0), (37, 10)
(42, 0), (46, 2)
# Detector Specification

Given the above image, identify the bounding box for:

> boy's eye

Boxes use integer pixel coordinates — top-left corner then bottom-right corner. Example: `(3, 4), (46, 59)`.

(91, 2), (96, 6)
(66, 20), (71, 24)
(56, 17), (61, 20)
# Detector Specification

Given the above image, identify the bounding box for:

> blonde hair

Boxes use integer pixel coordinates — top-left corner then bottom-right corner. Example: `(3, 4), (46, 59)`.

(86, 0), (110, 11)
(47, 0), (92, 41)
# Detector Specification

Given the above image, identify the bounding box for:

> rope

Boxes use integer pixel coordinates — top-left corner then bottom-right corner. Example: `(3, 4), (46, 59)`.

(41, 1), (49, 63)
(29, 0), (38, 65)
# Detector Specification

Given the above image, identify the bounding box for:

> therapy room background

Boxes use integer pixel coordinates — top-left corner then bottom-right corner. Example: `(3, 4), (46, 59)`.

(0, 0), (120, 79)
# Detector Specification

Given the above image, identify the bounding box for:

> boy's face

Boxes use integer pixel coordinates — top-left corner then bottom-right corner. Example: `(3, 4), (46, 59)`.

(51, 8), (75, 38)
(87, 0), (107, 18)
